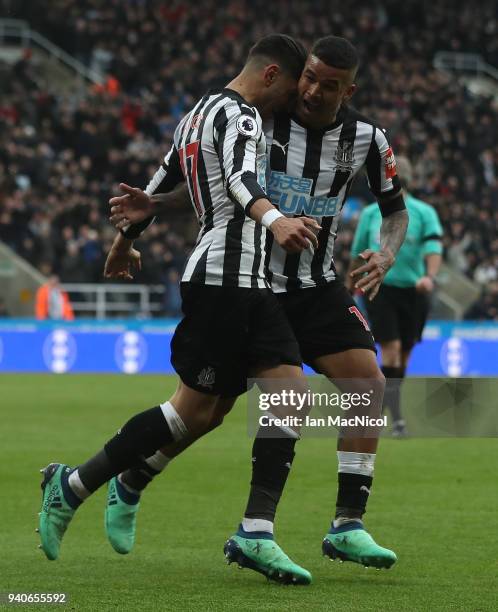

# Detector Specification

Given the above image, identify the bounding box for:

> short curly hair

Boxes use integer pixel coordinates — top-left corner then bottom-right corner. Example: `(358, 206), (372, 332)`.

(311, 36), (359, 72)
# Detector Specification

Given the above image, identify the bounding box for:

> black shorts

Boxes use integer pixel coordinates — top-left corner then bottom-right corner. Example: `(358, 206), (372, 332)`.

(276, 282), (376, 369)
(171, 283), (301, 397)
(365, 284), (429, 351)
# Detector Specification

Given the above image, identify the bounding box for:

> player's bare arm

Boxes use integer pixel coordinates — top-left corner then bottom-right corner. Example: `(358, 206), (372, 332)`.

(103, 232), (142, 280)
(111, 185), (321, 254)
(352, 208), (408, 300)
(109, 183), (190, 229)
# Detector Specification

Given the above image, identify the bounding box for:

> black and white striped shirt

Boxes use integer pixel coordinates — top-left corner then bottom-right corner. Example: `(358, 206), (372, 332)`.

(264, 106), (401, 292)
(124, 89), (269, 288)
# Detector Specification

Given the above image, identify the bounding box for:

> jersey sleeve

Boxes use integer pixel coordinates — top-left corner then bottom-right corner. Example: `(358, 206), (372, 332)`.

(351, 207), (372, 257)
(365, 127), (401, 198)
(121, 144), (184, 240)
(214, 107), (267, 213)
(421, 205), (443, 256)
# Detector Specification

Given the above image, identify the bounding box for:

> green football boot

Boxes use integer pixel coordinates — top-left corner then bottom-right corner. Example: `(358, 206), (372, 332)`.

(322, 522), (397, 569)
(105, 476), (140, 554)
(224, 526), (312, 585)
(38, 463), (80, 560)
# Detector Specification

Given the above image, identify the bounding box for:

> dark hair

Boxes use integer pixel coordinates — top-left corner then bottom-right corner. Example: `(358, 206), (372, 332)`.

(311, 36), (359, 72)
(248, 34), (307, 80)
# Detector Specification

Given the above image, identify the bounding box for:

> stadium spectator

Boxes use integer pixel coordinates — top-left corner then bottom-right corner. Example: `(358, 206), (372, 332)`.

(0, 298), (10, 317)
(1, 0), (497, 318)
(35, 274), (75, 320)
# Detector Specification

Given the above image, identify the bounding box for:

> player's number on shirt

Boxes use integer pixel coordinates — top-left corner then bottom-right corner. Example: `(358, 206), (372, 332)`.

(348, 306), (371, 331)
(179, 140), (202, 216)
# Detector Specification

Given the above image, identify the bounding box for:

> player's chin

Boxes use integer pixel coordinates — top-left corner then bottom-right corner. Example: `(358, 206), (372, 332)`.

(299, 99), (320, 118)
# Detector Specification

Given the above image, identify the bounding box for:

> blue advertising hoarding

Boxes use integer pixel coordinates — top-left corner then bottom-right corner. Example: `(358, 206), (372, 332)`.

(0, 319), (497, 376)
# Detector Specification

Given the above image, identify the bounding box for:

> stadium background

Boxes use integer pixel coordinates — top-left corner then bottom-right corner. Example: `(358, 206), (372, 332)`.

(0, 2), (497, 611)
(1, 0), (497, 373)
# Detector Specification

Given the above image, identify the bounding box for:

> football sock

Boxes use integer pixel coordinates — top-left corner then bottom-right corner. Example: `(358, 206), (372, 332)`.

(241, 518), (274, 534)
(120, 450), (171, 493)
(73, 405), (184, 496)
(75, 449), (117, 496)
(67, 468), (91, 501)
(381, 366), (405, 423)
(243, 422), (298, 526)
(334, 451), (376, 526)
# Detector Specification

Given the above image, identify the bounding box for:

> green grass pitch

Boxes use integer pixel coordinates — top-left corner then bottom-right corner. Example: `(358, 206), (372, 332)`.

(1, 374), (497, 611)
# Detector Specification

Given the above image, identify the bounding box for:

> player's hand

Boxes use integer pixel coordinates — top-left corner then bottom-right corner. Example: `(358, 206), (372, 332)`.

(350, 248), (394, 300)
(104, 236), (142, 280)
(270, 216), (321, 253)
(415, 275), (435, 294)
(109, 183), (155, 229)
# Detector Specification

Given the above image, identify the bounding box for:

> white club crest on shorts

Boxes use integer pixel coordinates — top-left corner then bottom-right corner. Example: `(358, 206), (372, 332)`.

(197, 366), (216, 389)
(236, 115), (258, 137)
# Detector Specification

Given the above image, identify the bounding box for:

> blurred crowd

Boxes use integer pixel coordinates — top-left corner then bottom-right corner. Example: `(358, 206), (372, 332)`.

(1, 0), (497, 318)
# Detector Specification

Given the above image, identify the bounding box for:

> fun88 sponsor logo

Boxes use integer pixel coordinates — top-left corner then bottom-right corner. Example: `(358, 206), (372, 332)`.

(267, 171), (341, 217)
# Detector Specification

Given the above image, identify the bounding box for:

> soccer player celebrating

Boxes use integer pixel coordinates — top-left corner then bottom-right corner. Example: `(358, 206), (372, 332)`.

(349, 156), (443, 436)
(38, 34), (321, 585)
(108, 36), (407, 572)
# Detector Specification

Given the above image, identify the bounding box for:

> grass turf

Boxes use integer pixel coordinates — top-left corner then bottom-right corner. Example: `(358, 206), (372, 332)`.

(0, 374), (497, 611)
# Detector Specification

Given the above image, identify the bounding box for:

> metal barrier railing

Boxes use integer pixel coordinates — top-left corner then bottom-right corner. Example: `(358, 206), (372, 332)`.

(61, 283), (165, 319)
(0, 18), (103, 84)
(434, 51), (498, 82)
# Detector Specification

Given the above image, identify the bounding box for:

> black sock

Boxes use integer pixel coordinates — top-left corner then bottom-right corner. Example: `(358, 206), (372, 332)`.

(381, 366), (405, 423)
(120, 461), (161, 493)
(244, 425), (297, 523)
(78, 449), (117, 493)
(335, 472), (373, 521)
(79, 406), (174, 493)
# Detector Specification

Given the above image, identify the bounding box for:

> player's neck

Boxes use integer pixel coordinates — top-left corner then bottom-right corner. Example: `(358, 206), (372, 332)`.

(226, 72), (265, 114)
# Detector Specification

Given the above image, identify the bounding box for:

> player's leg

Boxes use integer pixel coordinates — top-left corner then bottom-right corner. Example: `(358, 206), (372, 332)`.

(119, 395), (235, 493)
(379, 339), (406, 436)
(105, 395), (236, 554)
(224, 289), (311, 584)
(224, 362), (312, 585)
(38, 380), (220, 560)
(313, 348), (396, 568)
(280, 282), (396, 568)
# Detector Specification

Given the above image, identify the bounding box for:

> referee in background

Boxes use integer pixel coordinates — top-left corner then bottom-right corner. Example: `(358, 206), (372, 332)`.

(348, 156), (443, 436)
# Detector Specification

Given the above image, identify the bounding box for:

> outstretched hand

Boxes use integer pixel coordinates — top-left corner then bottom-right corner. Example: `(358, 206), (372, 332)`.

(103, 237), (142, 281)
(109, 183), (155, 229)
(350, 248), (395, 300)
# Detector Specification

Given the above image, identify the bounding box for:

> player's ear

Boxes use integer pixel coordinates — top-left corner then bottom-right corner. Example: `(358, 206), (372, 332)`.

(263, 64), (280, 87)
(343, 83), (357, 103)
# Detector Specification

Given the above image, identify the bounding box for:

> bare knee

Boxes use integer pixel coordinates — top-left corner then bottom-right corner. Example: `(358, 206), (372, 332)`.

(170, 381), (220, 434)
(381, 340), (402, 368)
(207, 396), (237, 430)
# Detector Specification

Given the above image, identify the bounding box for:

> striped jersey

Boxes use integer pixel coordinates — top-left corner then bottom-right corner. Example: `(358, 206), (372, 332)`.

(264, 105), (401, 292)
(124, 88), (269, 288)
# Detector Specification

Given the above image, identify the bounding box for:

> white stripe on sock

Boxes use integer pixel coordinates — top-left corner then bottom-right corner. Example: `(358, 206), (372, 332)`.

(68, 469), (91, 501)
(333, 517), (363, 528)
(145, 450), (171, 472)
(159, 401), (187, 442)
(117, 473), (140, 495)
(242, 518), (274, 534)
(337, 451), (376, 477)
